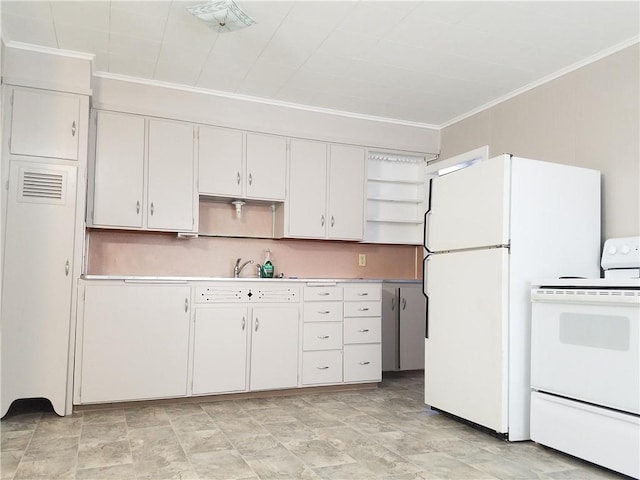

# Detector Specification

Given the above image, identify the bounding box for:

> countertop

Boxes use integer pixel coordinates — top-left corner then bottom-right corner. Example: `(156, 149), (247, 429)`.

(82, 275), (421, 284)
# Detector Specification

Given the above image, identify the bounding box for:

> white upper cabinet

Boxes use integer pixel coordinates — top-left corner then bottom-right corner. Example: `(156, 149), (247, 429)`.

(92, 111), (145, 228)
(245, 133), (287, 201)
(198, 128), (286, 202)
(283, 140), (365, 240)
(89, 111), (197, 233)
(10, 88), (81, 160)
(198, 125), (243, 198)
(287, 139), (328, 238)
(328, 144), (365, 240)
(147, 119), (196, 231)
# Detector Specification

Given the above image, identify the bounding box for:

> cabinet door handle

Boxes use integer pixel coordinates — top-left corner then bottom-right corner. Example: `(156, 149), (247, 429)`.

(358, 307), (369, 312)
(358, 292), (369, 296)
(319, 310), (331, 314)
(255, 318), (259, 331)
(359, 361), (371, 365)
(237, 172), (241, 185)
(150, 202), (154, 216)
(248, 173), (253, 185)
(242, 317), (246, 330)
(71, 121), (76, 137)
(331, 216), (335, 227)
(317, 335), (330, 339)
(321, 215), (325, 227)
(317, 366), (329, 370)
(358, 329), (369, 333)
(136, 200), (140, 214)
(402, 298), (407, 310)
(184, 298), (189, 312)
(65, 260), (70, 276)
(391, 297), (395, 311)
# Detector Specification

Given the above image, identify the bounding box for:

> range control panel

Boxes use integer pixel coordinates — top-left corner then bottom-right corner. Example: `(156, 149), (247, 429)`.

(601, 236), (640, 271)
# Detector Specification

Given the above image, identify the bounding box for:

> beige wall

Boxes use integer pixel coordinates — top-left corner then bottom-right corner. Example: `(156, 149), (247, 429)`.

(440, 44), (640, 240)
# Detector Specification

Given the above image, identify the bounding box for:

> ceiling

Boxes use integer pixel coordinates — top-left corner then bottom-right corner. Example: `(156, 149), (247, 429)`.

(1, 1), (638, 127)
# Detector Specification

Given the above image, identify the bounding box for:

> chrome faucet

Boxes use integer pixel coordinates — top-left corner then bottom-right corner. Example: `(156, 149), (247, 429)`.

(234, 258), (254, 278)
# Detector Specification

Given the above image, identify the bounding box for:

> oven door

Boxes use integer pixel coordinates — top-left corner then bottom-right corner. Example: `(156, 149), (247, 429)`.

(531, 290), (639, 414)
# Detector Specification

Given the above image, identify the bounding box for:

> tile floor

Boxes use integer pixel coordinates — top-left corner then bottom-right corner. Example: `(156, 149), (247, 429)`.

(1, 371), (626, 480)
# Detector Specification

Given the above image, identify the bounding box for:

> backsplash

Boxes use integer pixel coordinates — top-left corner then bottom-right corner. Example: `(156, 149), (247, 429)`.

(86, 230), (422, 279)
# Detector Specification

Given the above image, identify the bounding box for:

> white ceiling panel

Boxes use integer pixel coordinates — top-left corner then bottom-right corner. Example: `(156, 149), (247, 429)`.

(1, 12), (57, 48)
(55, 23), (109, 54)
(49, 1), (110, 32)
(1, 0), (637, 126)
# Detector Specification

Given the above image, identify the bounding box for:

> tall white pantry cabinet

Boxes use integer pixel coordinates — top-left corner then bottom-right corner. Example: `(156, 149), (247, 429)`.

(1, 83), (89, 417)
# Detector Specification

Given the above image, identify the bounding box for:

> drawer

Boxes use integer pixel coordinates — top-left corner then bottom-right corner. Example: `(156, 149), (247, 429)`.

(344, 301), (381, 317)
(344, 317), (381, 344)
(304, 302), (343, 322)
(303, 322), (343, 351)
(344, 344), (381, 383)
(304, 286), (343, 301)
(344, 285), (381, 302)
(302, 351), (343, 385)
(195, 286), (246, 303)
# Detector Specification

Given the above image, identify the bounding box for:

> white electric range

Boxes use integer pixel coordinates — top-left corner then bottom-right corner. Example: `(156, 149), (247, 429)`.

(530, 237), (640, 478)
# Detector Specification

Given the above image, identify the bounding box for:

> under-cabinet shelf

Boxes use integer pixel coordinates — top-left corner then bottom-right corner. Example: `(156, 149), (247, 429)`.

(367, 177), (424, 185)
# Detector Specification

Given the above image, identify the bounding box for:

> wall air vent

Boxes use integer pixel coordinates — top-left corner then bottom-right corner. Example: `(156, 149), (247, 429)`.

(18, 167), (67, 204)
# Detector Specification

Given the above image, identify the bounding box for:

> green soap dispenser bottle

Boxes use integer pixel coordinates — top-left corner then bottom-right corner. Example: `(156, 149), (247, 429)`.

(262, 249), (274, 278)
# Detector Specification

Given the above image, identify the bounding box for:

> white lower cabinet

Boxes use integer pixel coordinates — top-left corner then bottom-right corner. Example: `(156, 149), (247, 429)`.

(249, 306), (299, 391)
(302, 351), (343, 385)
(343, 284), (382, 383)
(76, 281), (381, 407)
(192, 307), (248, 395)
(344, 344), (382, 382)
(78, 284), (191, 404)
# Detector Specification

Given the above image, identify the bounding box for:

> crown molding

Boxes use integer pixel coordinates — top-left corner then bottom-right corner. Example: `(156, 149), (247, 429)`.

(440, 37), (640, 129)
(93, 71), (440, 131)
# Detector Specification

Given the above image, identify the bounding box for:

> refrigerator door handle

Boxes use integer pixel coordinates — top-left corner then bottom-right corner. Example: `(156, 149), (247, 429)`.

(424, 178), (433, 252)
(423, 255), (429, 339)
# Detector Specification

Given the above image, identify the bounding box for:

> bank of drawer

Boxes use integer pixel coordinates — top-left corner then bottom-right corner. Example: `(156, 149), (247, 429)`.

(303, 322), (343, 351)
(302, 351), (343, 385)
(344, 285), (381, 302)
(304, 302), (342, 322)
(344, 344), (381, 383)
(344, 301), (381, 317)
(344, 317), (381, 344)
(304, 286), (343, 301)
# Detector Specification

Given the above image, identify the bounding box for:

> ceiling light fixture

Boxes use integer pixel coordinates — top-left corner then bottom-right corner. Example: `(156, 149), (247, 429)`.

(186, 0), (256, 33)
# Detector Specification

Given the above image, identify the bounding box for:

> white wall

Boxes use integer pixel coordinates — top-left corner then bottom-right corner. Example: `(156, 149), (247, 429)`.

(440, 44), (640, 241)
(92, 74), (439, 155)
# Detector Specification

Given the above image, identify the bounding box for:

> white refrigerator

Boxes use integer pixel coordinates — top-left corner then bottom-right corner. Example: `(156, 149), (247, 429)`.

(423, 153), (601, 441)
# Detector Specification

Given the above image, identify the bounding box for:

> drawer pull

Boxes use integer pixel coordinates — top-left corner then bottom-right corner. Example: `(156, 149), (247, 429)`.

(359, 361), (371, 365)
(318, 310), (331, 314)
(317, 366), (329, 370)
(358, 328), (369, 332)
(357, 292), (369, 296)
(358, 307), (369, 312)
(317, 335), (330, 339)
(318, 292), (330, 296)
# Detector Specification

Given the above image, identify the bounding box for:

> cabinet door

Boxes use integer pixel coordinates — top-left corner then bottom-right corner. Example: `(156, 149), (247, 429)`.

(147, 119), (195, 231)
(381, 286), (399, 371)
(192, 307), (248, 395)
(1, 161), (77, 417)
(328, 145), (365, 240)
(198, 126), (243, 197)
(10, 88), (80, 160)
(398, 285), (426, 371)
(287, 139), (327, 238)
(80, 285), (191, 403)
(92, 111), (145, 228)
(250, 306), (299, 391)
(246, 133), (287, 201)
